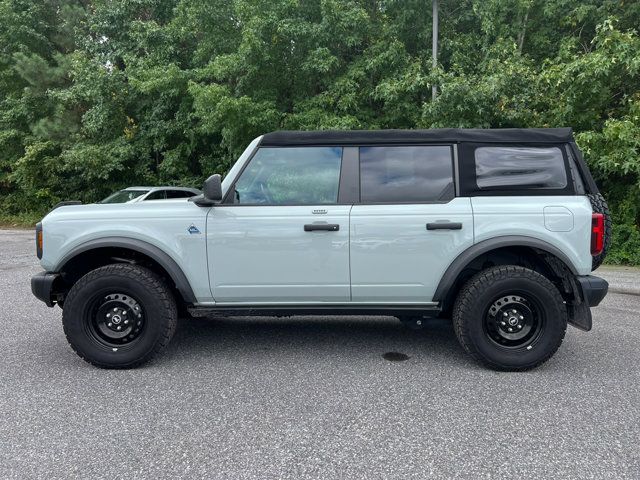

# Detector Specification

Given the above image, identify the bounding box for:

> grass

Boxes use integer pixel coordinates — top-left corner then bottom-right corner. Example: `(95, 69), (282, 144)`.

(0, 213), (42, 229)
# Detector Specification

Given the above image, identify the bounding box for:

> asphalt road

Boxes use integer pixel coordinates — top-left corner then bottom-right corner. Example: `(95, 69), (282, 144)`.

(1, 229), (639, 479)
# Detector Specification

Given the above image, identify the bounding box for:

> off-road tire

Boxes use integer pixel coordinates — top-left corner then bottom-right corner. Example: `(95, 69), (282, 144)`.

(588, 192), (612, 270)
(62, 264), (178, 369)
(452, 265), (567, 371)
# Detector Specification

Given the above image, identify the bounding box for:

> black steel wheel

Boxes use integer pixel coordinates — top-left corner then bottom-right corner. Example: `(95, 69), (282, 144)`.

(62, 264), (177, 368)
(484, 294), (544, 350)
(86, 292), (146, 348)
(452, 265), (567, 371)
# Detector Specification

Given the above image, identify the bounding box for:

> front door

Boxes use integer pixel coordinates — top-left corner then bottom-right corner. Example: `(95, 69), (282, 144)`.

(207, 146), (350, 304)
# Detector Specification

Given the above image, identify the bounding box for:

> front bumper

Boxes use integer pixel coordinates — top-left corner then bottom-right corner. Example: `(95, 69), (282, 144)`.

(31, 272), (61, 307)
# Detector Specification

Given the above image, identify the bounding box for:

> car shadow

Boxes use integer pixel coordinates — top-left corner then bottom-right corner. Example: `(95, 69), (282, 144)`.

(162, 315), (472, 367)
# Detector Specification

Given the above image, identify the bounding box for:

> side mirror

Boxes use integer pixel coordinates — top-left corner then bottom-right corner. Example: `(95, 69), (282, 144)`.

(203, 174), (222, 202)
(192, 174), (222, 206)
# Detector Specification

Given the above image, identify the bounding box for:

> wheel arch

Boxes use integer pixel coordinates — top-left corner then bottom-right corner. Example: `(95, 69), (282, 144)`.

(433, 236), (579, 308)
(55, 237), (197, 305)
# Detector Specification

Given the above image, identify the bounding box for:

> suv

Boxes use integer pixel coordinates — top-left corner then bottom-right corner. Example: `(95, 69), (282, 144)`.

(31, 128), (610, 371)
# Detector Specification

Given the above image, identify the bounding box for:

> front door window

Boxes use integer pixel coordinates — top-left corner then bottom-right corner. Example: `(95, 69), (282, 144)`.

(232, 147), (342, 205)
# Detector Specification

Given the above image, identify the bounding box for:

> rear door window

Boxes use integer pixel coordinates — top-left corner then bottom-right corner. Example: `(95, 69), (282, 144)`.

(145, 190), (167, 200)
(166, 190), (195, 199)
(359, 146), (454, 203)
(474, 146), (567, 190)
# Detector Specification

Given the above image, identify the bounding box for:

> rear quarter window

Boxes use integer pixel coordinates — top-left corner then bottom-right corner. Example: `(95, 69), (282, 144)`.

(474, 146), (567, 190)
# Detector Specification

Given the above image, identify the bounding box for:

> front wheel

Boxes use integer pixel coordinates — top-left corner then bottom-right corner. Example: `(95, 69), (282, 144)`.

(62, 264), (178, 368)
(452, 266), (567, 371)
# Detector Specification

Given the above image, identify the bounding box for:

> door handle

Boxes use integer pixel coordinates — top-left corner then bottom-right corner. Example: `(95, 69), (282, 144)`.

(304, 223), (340, 232)
(426, 222), (462, 230)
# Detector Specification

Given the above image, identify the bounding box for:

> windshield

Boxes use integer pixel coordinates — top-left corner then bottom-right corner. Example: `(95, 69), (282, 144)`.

(222, 135), (263, 197)
(100, 190), (148, 204)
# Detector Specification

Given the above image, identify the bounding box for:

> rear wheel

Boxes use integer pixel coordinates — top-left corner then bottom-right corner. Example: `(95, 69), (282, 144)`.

(452, 265), (567, 371)
(62, 264), (177, 368)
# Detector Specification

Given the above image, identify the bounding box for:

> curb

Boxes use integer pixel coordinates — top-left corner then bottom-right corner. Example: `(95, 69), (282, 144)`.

(608, 287), (640, 297)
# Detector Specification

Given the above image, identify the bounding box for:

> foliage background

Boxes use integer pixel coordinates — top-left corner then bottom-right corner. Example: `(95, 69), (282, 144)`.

(1, 0), (639, 263)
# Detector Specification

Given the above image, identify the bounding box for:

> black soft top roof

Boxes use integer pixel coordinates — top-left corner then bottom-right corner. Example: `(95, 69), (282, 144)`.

(261, 128), (574, 146)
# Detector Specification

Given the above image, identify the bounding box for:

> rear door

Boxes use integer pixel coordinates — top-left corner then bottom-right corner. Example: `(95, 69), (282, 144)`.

(350, 145), (474, 303)
(207, 146), (352, 304)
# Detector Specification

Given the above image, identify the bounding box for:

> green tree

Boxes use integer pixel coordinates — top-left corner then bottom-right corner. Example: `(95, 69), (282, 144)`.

(0, 0), (639, 263)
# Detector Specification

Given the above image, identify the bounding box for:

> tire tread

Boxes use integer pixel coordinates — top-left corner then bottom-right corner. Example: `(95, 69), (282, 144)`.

(62, 263), (177, 369)
(452, 265), (567, 371)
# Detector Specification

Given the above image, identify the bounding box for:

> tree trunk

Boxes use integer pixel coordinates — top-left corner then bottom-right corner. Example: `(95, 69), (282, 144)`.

(518, 7), (530, 54)
(432, 0), (439, 101)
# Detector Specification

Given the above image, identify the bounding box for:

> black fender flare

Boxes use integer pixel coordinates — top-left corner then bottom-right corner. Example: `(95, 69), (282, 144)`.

(56, 237), (197, 304)
(432, 236), (578, 303)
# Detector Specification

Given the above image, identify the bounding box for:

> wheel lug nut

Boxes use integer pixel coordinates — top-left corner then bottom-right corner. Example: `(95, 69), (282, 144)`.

(500, 321), (506, 326)
(124, 320), (129, 325)
(117, 326), (122, 330)
(512, 309), (517, 314)
(518, 325), (523, 329)
(508, 327), (513, 332)
(503, 312), (508, 317)
(107, 322), (112, 327)
(519, 316), (524, 320)
(106, 313), (111, 318)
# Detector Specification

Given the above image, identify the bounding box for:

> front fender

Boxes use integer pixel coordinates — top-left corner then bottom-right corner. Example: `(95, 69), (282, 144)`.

(55, 237), (198, 304)
(40, 201), (212, 303)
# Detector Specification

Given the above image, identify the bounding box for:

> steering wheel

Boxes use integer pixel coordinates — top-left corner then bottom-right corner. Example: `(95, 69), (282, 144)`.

(257, 181), (274, 204)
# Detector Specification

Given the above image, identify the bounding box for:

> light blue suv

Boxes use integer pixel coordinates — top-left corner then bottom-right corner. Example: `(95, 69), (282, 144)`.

(31, 128), (610, 370)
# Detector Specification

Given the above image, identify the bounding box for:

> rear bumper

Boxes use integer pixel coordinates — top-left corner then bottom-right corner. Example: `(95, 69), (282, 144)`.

(31, 271), (61, 307)
(576, 275), (609, 307)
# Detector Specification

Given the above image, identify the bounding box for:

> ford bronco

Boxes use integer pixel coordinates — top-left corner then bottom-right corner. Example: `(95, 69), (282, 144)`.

(31, 128), (610, 370)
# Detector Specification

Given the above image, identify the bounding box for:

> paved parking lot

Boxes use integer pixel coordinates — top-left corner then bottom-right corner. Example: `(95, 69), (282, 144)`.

(1, 229), (639, 479)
